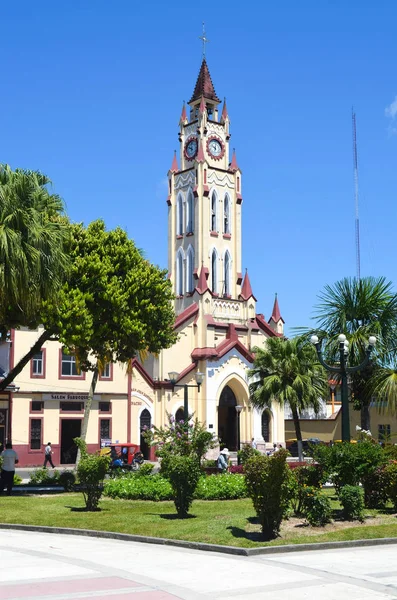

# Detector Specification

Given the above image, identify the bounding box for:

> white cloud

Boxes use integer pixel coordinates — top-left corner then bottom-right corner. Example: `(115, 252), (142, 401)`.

(385, 96), (397, 119)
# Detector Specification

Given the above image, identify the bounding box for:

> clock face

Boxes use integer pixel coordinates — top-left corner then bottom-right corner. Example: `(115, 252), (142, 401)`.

(184, 137), (198, 160)
(207, 137), (224, 159)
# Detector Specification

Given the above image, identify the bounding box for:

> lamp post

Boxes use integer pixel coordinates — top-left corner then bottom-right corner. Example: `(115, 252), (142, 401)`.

(235, 404), (243, 461)
(168, 370), (205, 422)
(310, 334), (376, 442)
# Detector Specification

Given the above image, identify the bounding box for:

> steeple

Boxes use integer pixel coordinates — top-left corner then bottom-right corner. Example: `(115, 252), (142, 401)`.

(179, 102), (187, 125)
(221, 98), (229, 122)
(239, 270), (256, 301)
(229, 148), (239, 172)
(269, 293), (284, 324)
(189, 58), (220, 104)
(169, 151), (178, 173)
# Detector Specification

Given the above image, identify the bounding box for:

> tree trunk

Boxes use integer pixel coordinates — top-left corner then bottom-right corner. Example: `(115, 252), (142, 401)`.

(75, 363), (99, 467)
(291, 404), (304, 462)
(0, 329), (54, 391)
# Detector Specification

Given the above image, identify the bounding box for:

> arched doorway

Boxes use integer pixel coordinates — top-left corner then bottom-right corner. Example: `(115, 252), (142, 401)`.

(261, 410), (271, 443)
(175, 408), (184, 423)
(139, 409), (151, 459)
(218, 385), (237, 450)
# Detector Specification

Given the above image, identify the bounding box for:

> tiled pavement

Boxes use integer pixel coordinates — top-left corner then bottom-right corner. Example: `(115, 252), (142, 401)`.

(2, 529), (397, 599)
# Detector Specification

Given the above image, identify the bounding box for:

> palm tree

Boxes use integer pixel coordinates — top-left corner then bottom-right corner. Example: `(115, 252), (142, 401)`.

(0, 164), (70, 335)
(311, 277), (397, 430)
(249, 336), (328, 452)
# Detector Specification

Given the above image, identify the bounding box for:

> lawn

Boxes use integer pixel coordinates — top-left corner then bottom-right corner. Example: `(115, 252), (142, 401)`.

(1, 491), (397, 548)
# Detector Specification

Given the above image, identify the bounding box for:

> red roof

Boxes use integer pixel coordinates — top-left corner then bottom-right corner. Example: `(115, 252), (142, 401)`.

(189, 58), (220, 103)
(269, 293), (284, 324)
(229, 148), (239, 172)
(195, 266), (209, 294)
(221, 98), (228, 121)
(256, 313), (279, 337)
(174, 302), (199, 329)
(170, 151), (178, 173)
(179, 102), (187, 124)
(239, 270), (257, 301)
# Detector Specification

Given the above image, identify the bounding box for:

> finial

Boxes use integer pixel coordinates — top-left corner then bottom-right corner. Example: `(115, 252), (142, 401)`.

(199, 22), (209, 58)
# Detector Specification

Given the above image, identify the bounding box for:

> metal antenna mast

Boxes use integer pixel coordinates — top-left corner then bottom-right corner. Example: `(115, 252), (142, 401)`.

(352, 108), (361, 280)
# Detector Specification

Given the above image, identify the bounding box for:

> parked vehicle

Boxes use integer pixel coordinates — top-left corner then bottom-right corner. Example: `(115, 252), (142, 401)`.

(101, 443), (145, 471)
(286, 438), (323, 457)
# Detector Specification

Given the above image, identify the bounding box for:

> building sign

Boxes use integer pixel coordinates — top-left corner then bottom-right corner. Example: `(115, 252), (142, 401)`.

(43, 394), (101, 401)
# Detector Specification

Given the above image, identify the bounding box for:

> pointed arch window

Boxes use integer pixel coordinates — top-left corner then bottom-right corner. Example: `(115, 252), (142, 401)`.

(186, 246), (195, 294)
(211, 249), (218, 294)
(211, 191), (218, 232)
(224, 251), (231, 296)
(186, 191), (194, 234)
(177, 195), (183, 236)
(176, 249), (184, 296)
(224, 195), (231, 234)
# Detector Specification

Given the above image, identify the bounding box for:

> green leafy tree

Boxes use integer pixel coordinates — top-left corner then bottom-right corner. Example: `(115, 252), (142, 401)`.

(309, 277), (397, 430)
(249, 336), (328, 452)
(41, 220), (177, 457)
(0, 164), (70, 390)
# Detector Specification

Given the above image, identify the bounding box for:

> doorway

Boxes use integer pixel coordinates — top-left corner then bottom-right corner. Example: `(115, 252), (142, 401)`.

(218, 386), (237, 450)
(61, 419), (81, 464)
(139, 409), (151, 459)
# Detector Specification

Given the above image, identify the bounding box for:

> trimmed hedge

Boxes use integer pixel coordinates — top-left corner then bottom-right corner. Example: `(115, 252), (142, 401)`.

(104, 473), (247, 501)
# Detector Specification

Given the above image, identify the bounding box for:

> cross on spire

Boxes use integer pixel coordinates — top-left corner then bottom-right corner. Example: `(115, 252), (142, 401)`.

(199, 22), (209, 57)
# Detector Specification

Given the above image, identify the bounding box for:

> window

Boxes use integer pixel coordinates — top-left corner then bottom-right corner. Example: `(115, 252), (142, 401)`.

(224, 251), (231, 296)
(100, 419), (111, 440)
(262, 411), (270, 442)
(175, 408), (184, 423)
(99, 402), (111, 412)
(140, 408), (151, 431)
(186, 191), (194, 234)
(224, 195), (231, 234)
(30, 419), (42, 450)
(177, 195), (183, 236)
(211, 250), (218, 293)
(176, 250), (184, 296)
(31, 401), (44, 412)
(378, 424), (391, 443)
(61, 351), (80, 377)
(32, 351), (44, 377)
(211, 191), (217, 231)
(60, 402), (83, 412)
(100, 363), (111, 379)
(186, 247), (194, 294)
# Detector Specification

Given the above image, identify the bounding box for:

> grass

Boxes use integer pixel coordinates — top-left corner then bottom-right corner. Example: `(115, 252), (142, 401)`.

(1, 490), (397, 548)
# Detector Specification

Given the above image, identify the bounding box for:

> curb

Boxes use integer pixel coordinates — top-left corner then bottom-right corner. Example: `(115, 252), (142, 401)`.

(1, 523), (397, 557)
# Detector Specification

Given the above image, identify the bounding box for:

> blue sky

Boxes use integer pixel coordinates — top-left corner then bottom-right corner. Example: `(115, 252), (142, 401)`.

(2, 1), (397, 334)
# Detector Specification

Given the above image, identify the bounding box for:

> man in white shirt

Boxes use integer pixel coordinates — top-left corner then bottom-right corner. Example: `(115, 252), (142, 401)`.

(0, 442), (19, 495)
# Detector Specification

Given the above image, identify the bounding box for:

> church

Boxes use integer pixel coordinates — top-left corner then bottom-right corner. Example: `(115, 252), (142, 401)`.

(0, 57), (286, 466)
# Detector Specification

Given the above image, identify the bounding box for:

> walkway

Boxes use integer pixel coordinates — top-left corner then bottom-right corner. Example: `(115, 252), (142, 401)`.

(1, 529), (397, 599)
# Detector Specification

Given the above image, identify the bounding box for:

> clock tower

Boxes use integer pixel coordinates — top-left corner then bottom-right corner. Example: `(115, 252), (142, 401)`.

(167, 58), (243, 314)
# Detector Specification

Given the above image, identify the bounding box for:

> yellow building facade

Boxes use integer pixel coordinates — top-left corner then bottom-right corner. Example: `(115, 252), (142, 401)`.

(1, 59), (285, 466)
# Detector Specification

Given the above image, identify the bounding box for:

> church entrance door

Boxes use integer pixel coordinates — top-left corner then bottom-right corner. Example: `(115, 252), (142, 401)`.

(218, 386), (238, 450)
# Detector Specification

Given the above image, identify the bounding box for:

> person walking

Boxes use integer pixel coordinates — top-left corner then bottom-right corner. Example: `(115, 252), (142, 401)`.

(43, 442), (55, 468)
(0, 442), (19, 495)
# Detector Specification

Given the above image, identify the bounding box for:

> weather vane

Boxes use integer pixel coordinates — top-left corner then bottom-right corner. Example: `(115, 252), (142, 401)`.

(199, 22), (209, 58)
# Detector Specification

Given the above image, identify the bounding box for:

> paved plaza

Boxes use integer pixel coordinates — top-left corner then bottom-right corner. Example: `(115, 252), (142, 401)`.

(1, 529), (397, 599)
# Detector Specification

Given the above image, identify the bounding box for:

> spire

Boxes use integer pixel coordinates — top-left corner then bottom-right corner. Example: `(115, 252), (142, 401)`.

(196, 139), (205, 163)
(179, 102), (187, 124)
(221, 97), (228, 122)
(195, 265), (209, 294)
(240, 270), (256, 301)
(170, 151), (178, 173)
(269, 293), (284, 323)
(189, 58), (220, 104)
(229, 148), (239, 172)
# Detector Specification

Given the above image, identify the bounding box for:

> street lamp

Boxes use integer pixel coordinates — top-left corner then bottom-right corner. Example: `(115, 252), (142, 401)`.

(168, 370), (205, 421)
(235, 404), (243, 461)
(310, 334), (376, 442)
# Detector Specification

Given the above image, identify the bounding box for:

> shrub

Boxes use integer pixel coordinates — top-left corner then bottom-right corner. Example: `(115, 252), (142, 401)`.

(301, 486), (332, 526)
(104, 474), (173, 501)
(29, 468), (61, 486)
(74, 438), (111, 511)
(161, 454), (201, 517)
(362, 465), (389, 509)
(244, 449), (291, 540)
(202, 459), (217, 469)
(229, 464), (244, 474)
(338, 485), (365, 521)
(59, 470), (76, 491)
(384, 461), (397, 510)
(291, 464), (324, 488)
(13, 473), (22, 485)
(195, 473), (247, 500)
(237, 444), (261, 465)
(137, 463), (154, 477)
